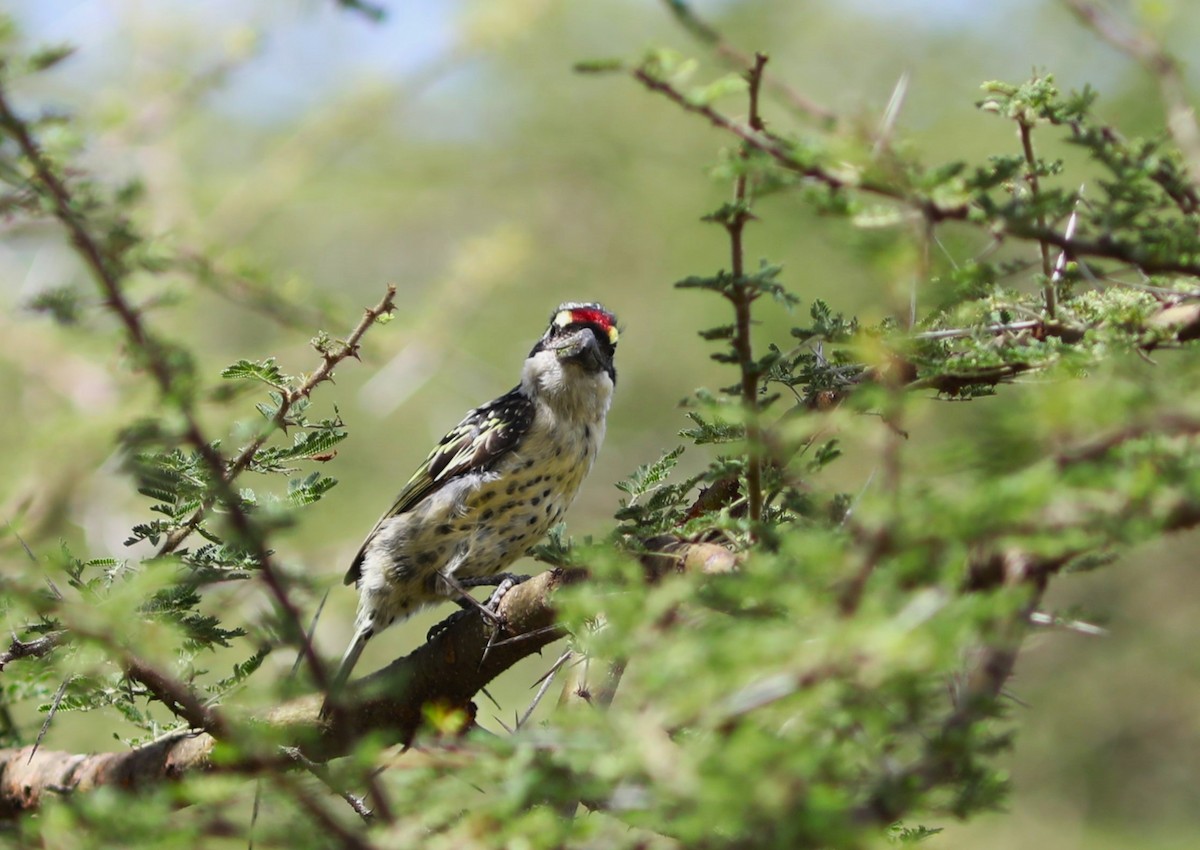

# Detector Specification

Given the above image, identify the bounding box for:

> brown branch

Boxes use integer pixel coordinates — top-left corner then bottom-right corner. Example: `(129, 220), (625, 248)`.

(1053, 414), (1200, 468)
(123, 658), (226, 737)
(0, 631), (65, 673)
(661, 0), (836, 125)
(156, 283), (398, 557)
(629, 63), (970, 225)
(725, 53), (768, 528)
(854, 574), (1045, 826)
(630, 60), (1200, 280)
(1018, 118), (1057, 318)
(824, 292), (1200, 405)
(0, 533), (745, 818)
(0, 569), (573, 817)
(0, 89), (398, 696)
(1062, 0), (1200, 180)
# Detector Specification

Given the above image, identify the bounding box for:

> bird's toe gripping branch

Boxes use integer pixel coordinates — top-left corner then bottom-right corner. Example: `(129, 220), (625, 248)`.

(426, 572), (533, 642)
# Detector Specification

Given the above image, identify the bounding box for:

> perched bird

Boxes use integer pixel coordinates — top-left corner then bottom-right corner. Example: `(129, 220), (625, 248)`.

(330, 301), (619, 694)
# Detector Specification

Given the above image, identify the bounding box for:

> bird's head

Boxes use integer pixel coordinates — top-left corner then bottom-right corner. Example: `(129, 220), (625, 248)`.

(522, 302), (619, 417)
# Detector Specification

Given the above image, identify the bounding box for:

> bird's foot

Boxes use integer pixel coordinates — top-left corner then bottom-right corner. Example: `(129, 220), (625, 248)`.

(426, 607), (469, 642)
(425, 572), (531, 642)
(457, 572), (532, 592)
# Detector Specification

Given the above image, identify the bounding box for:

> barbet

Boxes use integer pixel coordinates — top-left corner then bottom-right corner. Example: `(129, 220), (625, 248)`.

(330, 302), (619, 693)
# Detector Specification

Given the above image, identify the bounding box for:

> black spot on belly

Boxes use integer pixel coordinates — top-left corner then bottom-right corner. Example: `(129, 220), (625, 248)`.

(522, 459), (535, 469)
(480, 490), (497, 503)
(542, 488), (551, 499)
(436, 523), (452, 535)
(482, 508), (494, 520)
(527, 516), (538, 526)
(531, 496), (541, 506)
(584, 425), (592, 441)
(506, 482), (518, 495)
(417, 551), (438, 567)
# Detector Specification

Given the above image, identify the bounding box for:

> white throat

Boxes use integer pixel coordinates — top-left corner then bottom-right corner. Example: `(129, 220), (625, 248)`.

(520, 349), (614, 424)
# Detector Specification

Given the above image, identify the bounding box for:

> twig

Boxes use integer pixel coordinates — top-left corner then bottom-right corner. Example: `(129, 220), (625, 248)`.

(660, 0), (836, 125)
(282, 747), (375, 823)
(630, 56), (1200, 283)
(1018, 117), (1056, 318)
(1062, 0), (1200, 180)
(0, 631), (65, 672)
(0, 86), (390, 696)
(723, 52), (769, 527)
(124, 657), (227, 736)
(854, 582), (1044, 825)
(157, 285), (398, 557)
(276, 773), (381, 850)
(629, 63), (969, 223)
(913, 320), (1044, 341)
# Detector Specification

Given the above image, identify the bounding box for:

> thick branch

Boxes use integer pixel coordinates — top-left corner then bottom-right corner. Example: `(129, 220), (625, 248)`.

(0, 569), (572, 817)
(0, 537), (743, 817)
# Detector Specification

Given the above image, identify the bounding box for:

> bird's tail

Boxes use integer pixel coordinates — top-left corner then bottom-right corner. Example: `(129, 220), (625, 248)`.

(320, 626), (372, 717)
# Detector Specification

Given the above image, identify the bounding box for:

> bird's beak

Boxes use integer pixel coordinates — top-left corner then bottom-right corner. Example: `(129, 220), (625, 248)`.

(555, 328), (606, 373)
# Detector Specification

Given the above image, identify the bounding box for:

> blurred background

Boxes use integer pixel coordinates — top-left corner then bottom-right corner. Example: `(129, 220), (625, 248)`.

(2, 1), (1199, 846)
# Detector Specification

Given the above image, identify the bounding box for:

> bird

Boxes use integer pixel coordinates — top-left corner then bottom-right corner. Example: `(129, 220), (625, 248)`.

(328, 301), (619, 698)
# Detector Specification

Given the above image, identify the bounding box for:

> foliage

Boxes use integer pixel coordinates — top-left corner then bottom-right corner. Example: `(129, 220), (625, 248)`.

(2, 3), (1200, 849)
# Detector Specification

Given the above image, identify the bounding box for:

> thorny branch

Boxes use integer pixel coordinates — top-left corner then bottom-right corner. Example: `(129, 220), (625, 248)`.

(1062, 0), (1200, 179)
(0, 88), (395, 699)
(0, 631), (64, 673)
(628, 65), (1200, 279)
(661, 0), (836, 125)
(156, 284), (398, 557)
(726, 52), (769, 527)
(1018, 118), (1057, 318)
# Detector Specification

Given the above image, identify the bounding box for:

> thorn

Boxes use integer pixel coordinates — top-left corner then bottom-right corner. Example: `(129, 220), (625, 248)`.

(531, 650), (572, 688)
(29, 678), (69, 763)
(873, 69), (911, 158)
(479, 686), (502, 711)
(1051, 185), (1085, 284)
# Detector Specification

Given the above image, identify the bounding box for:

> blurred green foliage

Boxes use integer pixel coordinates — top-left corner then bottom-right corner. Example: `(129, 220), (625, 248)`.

(2, 1), (1200, 848)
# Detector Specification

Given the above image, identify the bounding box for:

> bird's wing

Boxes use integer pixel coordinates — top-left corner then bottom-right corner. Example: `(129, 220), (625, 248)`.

(344, 387), (535, 585)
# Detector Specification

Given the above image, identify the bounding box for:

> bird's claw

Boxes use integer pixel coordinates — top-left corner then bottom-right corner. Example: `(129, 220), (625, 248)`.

(425, 573), (531, 642)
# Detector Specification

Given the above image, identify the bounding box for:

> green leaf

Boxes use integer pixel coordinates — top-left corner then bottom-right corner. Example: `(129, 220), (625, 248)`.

(220, 358), (290, 389)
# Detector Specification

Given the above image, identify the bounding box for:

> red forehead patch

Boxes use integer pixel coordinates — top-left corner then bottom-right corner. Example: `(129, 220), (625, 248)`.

(570, 308), (613, 329)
